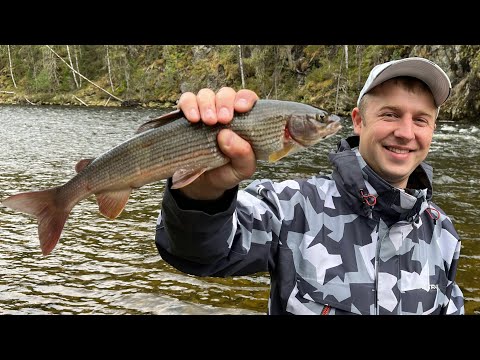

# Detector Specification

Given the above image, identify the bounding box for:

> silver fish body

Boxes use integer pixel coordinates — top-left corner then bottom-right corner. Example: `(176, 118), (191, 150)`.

(2, 100), (342, 255)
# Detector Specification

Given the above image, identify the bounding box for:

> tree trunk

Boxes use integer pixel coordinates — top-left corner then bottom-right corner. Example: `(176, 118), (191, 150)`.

(106, 45), (114, 92)
(335, 53), (344, 114)
(66, 45), (79, 88)
(7, 45), (17, 88)
(356, 45), (363, 90)
(344, 45), (349, 70)
(123, 46), (130, 93)
(238, 45), (245, 88)
(74, 46), (82, 87)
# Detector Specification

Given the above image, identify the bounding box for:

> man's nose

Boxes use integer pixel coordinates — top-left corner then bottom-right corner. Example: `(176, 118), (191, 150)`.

(393, 117), (415, 140)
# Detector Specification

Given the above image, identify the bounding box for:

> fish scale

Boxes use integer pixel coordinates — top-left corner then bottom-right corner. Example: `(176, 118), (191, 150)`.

(2, 99), (342, 255)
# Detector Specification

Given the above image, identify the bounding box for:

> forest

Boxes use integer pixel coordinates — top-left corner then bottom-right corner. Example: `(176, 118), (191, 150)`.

(1, 45), (479, 121)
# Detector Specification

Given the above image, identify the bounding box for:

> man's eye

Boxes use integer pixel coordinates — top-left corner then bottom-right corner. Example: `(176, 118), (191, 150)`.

(415, 118), (429, 125)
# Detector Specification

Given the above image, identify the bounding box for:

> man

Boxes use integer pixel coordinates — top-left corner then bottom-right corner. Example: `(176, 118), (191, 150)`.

(155, 57), (465, 315)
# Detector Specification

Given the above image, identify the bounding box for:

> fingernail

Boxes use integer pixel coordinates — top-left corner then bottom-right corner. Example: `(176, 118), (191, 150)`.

(189, 108), (199, 119)
(219, 107), (230, 119)
(236, 98), (248, 107)
(205, 109), (215, 120)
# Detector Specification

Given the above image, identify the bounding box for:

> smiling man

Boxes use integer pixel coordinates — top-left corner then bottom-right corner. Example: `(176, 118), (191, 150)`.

(155, 57), (465, 315)
(353, 58), (447, 189)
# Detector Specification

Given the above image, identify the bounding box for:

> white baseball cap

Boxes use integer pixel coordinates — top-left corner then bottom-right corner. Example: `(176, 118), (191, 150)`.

(357, 57), (452, 108)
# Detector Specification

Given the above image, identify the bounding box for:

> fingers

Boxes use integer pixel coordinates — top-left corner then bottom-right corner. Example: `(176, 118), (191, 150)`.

(215, 87), (259, 123)
(178, 87), (259, 125)
(196, 88), (218, 125)
(178, 92), (201, 123)
(215, 87), (236, 124)
(234, 89), (259, 113)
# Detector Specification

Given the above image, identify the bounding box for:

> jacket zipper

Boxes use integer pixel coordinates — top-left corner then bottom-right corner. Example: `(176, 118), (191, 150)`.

(321, 305), (331, 315)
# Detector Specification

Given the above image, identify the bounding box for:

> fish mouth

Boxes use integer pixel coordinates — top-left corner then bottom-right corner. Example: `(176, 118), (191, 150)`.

(328, 114), (342, 123)
(325, 119), (343, 135)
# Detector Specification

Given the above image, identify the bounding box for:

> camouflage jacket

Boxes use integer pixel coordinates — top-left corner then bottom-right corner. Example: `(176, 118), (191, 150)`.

(155, 136), (465, 315)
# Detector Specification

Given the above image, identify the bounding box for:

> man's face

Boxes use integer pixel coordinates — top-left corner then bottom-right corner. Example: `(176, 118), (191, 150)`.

(351, 79), (437, 189)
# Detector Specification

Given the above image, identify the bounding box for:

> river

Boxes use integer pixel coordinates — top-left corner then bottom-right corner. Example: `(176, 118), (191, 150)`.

(0, 105), (478, 315)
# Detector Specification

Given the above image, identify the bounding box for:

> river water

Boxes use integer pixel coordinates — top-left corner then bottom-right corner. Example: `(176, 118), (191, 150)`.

(0, 105), (478, 315)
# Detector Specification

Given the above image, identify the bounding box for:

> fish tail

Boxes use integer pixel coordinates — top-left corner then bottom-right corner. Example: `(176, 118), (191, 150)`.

(2, 187), (71, 255)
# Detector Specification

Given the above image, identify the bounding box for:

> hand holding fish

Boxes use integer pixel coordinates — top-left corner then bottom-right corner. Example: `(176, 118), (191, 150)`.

(176, 87), (259, 200)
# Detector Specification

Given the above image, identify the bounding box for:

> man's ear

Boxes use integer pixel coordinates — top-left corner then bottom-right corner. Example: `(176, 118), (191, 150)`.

(351, 107), (363, 136)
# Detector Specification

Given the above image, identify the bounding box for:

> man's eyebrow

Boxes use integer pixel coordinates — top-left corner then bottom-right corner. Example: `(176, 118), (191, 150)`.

(377, 106), (434, 118)
(377, 105), (401, 112)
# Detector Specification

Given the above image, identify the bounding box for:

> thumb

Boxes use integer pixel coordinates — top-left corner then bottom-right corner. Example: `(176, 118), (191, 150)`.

(217, 129), (256, 182)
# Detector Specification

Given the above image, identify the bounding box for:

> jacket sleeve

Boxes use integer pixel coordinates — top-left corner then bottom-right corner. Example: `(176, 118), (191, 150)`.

(155, 178), (284, 277)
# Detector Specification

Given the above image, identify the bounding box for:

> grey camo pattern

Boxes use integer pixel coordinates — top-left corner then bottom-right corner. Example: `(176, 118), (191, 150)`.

(155, 136), (464, 315)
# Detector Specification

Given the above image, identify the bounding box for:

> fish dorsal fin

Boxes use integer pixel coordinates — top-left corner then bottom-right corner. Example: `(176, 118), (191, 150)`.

(75, 158), (95, 173)
(171, 168), (208, 189)
(95, 188), (132, 219)
(135, 109), (183, 134)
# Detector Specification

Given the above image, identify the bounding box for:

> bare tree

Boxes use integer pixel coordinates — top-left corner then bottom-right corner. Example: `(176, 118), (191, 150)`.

(123, 46), (131, 94)
(356, 45), (363, 90)
(335, 50), (344, 114)
(238, 45), (245, 88)
(45, 45), (123, 102)
(344, 45), (349, 70)
(74, 46), (82, 87)
(105, 45), (114, 92)
(66, 45), (79, 88)
(7, 45), (17, 88)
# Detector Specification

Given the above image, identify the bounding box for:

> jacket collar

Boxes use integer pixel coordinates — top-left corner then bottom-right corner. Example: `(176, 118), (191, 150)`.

(328, 136), (433, 225)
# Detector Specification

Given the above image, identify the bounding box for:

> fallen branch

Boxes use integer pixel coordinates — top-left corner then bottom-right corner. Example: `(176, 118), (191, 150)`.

(24, 96), (35, 105)
(45, 45), (123, 103)
(73, 95), (88, 106)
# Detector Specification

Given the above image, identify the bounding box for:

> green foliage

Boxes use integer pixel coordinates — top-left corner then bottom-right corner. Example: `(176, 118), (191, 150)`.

(33, 68), (53, 93)
(0, 45), (478, 120)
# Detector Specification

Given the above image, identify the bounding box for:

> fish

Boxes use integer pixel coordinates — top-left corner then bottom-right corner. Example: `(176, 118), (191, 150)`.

(1, 99), (342, 255)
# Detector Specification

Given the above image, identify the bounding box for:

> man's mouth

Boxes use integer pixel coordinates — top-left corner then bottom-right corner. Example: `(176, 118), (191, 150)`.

(385, 146), (411, 154)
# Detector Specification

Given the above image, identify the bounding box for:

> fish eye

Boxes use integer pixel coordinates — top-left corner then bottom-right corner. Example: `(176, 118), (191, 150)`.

(315, 113), (326, 121)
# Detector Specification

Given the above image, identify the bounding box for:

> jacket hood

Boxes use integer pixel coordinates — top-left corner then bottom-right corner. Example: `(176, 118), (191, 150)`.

(328, 136), (434, 225)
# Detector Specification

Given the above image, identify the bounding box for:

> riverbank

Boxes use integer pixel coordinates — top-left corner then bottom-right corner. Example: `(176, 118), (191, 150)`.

(0, 89), (175, 109)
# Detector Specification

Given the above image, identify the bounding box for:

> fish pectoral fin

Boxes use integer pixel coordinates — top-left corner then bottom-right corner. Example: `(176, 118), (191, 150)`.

(171, 168), (208, 189)
(268, 143), (296, 163)
(135, 109), (183, 134)
(75, 158), (95, 173)
(95, 188), (132, 220)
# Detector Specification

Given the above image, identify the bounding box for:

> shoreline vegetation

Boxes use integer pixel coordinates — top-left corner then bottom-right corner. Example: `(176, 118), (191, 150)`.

(1, 45), (479, 121)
